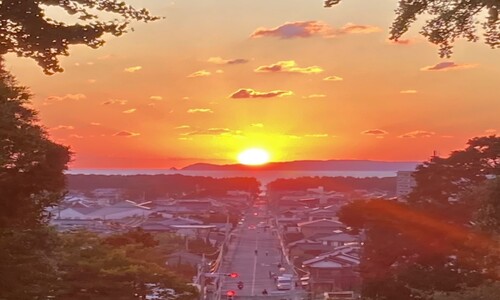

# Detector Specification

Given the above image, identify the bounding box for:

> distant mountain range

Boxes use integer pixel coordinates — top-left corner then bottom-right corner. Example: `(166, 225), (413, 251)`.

(182, 160), (419, 171)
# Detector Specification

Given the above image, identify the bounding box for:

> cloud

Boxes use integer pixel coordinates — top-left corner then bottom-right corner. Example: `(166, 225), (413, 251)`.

(69, 134), (83, 139)
(387, 38), (414, 45)
(250, 21), (380, 39)
(122, 108), (137, 114)
(399, 130), (436, 138)
(183, 128), (242, 137)
(149, 96), (163, 101)
(44, 93), (86, 105)
(215, 69), (224, 74)
(188, 70), (211, 78)
(207, 57), (249, 65)
(102, 99), (128, 105)
(124, 66), (142, 73)
(187, 108), (213, 113)
(90, 122), (101, 126)
(175, 125), (191, 129)
(420, 62), (477, 71)
(485, 129), (497, 134)
(229, 88), (293, 99)
(303, 94), (327, 99)
(50, 125), (75, 131)
(255, 60), (323, 74)
(400, 90), (418, 94)
(251, 123), (264, 128)
(338, 23), (381, 34)
(362, 129), (388, 135)
(323, 76), (343, 81)
(305, 134), (329, 138)
(113, 131), (140, 137)
(87, 79), (96, 84)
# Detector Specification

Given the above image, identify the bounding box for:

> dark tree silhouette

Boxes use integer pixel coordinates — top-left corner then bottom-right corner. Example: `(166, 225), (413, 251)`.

(325, 0), (499, 57)
(0, 60), (71, 228)
(0, 0), (159, 74)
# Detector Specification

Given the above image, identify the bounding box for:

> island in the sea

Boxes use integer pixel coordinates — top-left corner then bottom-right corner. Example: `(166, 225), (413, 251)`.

(181, 159), (419, 171)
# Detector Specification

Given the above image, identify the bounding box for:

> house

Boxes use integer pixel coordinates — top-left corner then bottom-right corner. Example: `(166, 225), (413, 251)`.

(302, 245), (361, 296)
(313, 231), (360, 247)
(306, 206), (341, 221)
(297, 219), (345, 238)
(85, 200), (151, 220)
(288, 239), (333, 262)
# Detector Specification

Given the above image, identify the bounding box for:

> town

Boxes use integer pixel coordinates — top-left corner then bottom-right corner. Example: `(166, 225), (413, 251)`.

(46, 171), (415, 299)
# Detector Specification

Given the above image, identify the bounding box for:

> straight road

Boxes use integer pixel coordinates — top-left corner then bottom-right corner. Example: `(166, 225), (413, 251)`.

(217, 206), (304, 300)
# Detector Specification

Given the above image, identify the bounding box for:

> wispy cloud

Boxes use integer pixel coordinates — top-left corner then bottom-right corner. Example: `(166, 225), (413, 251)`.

(420, 62), (477, 71)
(124, 66), (142, 73)
(50, 125), (75, 131)
(251, 123), (264, 128)
(149, 96), (163, 101)
(44, 93), (86, 105)
(187, 108), (213, 113)
(323, 76), (343, 81)
(303, 94), (327, 99)
(183, 128), (242, 137)
(102, 99), (127, 105)
(250, 21), (380, 39)
(69, 134), (84, 139)
(485, 129), (497, 134)
(387, 38), (415, 45)
(255, 60), (323, 74)
(399, 130), (436, 138)
(175, 125), (191, 129)
(113, 131), (140, 137)
(90, 122), (101, 126)
(122, 108), (137, 114)
(305, 133), (329, 138)
(362, 129), (388, 136)
(400, 90), (418, 94)
(339, 23), (381, 34)
(229, 88), (293, 99)
(208, 57), (249, 65)
(188, 70), (211, 78)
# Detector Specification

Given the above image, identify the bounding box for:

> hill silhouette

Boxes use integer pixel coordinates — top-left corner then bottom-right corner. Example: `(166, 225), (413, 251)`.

(182, 159), (419, 171)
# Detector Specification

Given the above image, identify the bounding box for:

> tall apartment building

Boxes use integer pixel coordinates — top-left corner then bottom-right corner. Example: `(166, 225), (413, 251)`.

(396, 171), (416, 200)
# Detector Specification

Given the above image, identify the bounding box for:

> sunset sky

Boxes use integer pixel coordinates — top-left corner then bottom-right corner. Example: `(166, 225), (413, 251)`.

(5, 0), (500, 169)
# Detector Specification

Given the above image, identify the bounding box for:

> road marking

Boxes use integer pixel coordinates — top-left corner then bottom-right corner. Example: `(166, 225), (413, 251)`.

(251, 233), (258, 296)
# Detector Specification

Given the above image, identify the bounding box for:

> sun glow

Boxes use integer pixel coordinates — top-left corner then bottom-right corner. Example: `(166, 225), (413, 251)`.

(237, 148), (270, 165)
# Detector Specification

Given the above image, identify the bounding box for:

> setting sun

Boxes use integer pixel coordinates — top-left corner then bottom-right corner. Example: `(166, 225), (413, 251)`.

(237, 148), (270, 166)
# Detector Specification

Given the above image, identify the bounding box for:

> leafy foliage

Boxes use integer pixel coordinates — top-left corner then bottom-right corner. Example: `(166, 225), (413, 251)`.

(338, 136), (500, 299)
(432, 281), (500, 300)
(0, 0), (159, 74)
(55, 231), (198, 300)
(0, 228), (59, 299)
(325, 0), (499, 57)
(0, 60), (71, 228)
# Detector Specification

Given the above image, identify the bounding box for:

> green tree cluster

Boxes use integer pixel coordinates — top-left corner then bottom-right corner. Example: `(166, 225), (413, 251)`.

(338, 136), (500, 299)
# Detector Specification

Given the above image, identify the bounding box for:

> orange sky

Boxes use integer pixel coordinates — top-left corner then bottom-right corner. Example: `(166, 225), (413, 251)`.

(5, 0), (500, 168)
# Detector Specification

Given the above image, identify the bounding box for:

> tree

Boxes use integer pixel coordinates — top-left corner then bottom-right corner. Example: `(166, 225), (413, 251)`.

(324, 0), (499, 57)
(433, 281), (500, 300)
(54, 231), (198, 300)
(0, 60), (71, 228)
(338, 136), (500, 299)
(0, 0), (159, 74)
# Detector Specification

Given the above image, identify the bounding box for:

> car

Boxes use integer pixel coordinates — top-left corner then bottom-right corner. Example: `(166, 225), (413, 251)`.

(276, 276), (292, 290)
